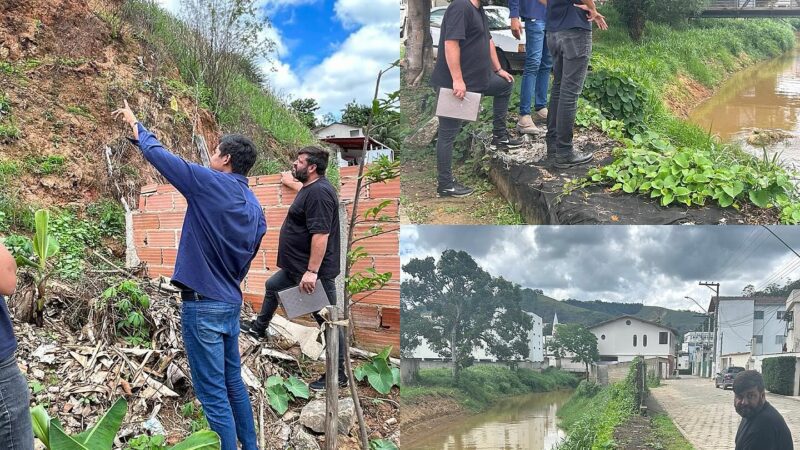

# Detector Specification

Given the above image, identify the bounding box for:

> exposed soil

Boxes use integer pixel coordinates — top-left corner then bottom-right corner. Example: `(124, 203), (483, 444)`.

(399, 393), (466, 435)
(663, 74), (713, 118)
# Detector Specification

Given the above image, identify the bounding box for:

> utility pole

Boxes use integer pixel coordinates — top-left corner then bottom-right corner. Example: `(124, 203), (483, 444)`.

(701, 282), (720, 376)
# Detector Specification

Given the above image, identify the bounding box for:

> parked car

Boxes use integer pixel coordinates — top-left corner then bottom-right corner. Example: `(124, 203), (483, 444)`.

(430, 5), (526, 73)
(715, 366), (745, 389)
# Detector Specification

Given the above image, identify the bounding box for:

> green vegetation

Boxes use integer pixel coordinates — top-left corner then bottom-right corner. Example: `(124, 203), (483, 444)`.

(101, 280), (152, 347)
(265, 375), (310, 415)
(651, 413), (695, 450)
(0, 92), (21, 142)
(121, 0), (315, 172)
(402, 366), (579, 411)
(354, 346), (401, 395)
(24, 155), (66, 175)
(180, 402), (210, 433)
(547, 324), (600, 377)
(65, 104), (94, 120)
(573, 10), (800, 222)
(763, 356), (796, 395)
(12, 210), (60, 327)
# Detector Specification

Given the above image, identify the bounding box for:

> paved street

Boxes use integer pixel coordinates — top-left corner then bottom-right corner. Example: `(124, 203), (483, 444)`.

(649, 375), (800, 450)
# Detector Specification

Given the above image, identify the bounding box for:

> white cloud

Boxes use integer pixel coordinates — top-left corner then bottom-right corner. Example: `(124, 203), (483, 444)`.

(334, 0), (399, 28)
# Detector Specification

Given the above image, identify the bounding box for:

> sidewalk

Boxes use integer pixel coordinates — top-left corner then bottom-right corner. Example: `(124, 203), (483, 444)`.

(649, 376), (800, 450)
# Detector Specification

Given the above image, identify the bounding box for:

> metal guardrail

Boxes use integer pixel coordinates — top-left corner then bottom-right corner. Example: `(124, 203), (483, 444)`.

(702, 0), (800, 16)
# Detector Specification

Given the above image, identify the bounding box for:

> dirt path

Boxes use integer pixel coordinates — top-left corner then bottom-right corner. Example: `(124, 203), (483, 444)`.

(400, 157), (524, 225)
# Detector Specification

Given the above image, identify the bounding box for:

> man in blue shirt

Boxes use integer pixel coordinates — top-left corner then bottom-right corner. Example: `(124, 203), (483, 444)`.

(509, 0), (552, 134)
(114, 101), (266, 450)
(545, 0), (607, 168)
(0, 242), (33, 450)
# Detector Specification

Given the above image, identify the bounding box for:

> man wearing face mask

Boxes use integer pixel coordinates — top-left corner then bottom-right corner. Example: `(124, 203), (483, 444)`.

(733, 370), (793, 450)
(242, 146), (347, 391)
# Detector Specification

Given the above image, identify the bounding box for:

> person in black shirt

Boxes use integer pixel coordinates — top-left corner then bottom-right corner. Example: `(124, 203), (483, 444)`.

(733, 370), (793, 450)
(430, 0), (524, 198)
(0, 242), (33, 450)
(243, 146), (347, 390)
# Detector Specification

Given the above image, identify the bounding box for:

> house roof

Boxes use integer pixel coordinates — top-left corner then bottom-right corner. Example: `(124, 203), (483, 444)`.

(588, 315), (678, 335)
(313, 122), (360, 133)
(708, 296), (785, 312)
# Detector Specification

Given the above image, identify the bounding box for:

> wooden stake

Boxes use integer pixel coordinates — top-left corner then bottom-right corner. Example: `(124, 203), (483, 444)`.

(325, 306), (339, 450)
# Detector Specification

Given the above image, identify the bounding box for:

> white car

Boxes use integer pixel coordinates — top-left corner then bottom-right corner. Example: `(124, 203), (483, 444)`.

(430, 5), (526, 73)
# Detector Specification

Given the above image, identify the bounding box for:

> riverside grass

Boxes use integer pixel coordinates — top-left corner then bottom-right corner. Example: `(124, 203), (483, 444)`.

(402, 365), (579, 411)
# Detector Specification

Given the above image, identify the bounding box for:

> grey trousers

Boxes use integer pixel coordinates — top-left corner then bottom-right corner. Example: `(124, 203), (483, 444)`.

(546, 28), (592, 156)
(0, 354), (33, 450)
(436, 73), (513, 187)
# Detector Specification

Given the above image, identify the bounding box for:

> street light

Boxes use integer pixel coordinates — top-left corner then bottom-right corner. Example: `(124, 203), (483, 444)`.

(684, 296), (707, 314)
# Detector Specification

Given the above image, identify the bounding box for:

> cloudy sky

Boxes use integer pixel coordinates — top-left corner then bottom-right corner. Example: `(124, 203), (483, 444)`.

(401, 226), (800, 312)
(155, 0), (399, 117)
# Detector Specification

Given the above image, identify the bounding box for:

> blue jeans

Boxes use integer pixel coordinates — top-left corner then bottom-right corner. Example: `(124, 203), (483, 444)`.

(0, 354), (33, 450)
(519, 19), (552, 116)
(182, 299), (257, 450)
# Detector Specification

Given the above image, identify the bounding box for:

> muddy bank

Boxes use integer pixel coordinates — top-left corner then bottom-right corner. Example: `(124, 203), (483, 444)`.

(400, 394), (467, 435)
(483, 130), (751, 225)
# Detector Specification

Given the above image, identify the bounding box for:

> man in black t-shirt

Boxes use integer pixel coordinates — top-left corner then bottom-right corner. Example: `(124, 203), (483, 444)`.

(733, 370), (793, 450)
(431, 0), (523, 198)
(243, 146), (347, 390)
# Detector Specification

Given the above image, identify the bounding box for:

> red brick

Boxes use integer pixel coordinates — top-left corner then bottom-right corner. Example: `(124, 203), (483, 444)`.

(259, 231), (280, 253)
(147, 265), (173, 279)
(266, 208), (288, 227)
(256, 174), (282, 185)
(146, 230), (176, 247)
(132, 213), (159, 232)
(354, 232), (399, 256)
(340, 177), (369, 201)
(352, 286), (400, 307)
(280, 185), (298, 206)
(158, 212), (185, 230)
(380, 307), (400, 330)
(340, 166), (361, 177)
(141, 184), (159, 194)
(351, 304), (381, 328)
(351, 256), (400, 281)
(352, 199), (400, 220)
(243, 292), (263, 309)
(173, 195), (188, 210)
(265, 252), (278, 270)
(245, 271), (269, 295)
(368, 178), (400, 199)
(137, 248), (162, 266)
(133, 229), (147, 247)
(144, 194), (174, 212)
(252, 185), (280, 206)
(353, 330), (400, 355)
(137, 196), (146, 211)
(161, 248), (178, 266)
(157, 184), (177, 194)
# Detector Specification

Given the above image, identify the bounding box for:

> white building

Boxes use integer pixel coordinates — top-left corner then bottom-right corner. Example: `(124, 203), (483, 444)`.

(683, 331), (713, 377)
(708, 296), (786, 374)
(588, 315), (678, 374)
(408, 311), (544, 363)
(313, 123), (394, 166)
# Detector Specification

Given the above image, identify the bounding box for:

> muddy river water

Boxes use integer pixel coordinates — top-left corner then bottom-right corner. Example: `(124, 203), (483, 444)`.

(688, 45), (800, 168)
(403, 390), (572, 450)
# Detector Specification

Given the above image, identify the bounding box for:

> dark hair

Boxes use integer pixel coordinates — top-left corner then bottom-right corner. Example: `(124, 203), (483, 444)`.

(297, 146), (329, 175)
(733, 370), (765, 394)
(218, 134), (257, 176)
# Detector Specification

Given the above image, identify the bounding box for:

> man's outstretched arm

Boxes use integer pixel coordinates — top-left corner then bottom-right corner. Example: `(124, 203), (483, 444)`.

(113, 100), (203, 196)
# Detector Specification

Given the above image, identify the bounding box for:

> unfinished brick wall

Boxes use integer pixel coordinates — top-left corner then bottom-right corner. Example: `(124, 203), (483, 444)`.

(132, 166), (400, 353)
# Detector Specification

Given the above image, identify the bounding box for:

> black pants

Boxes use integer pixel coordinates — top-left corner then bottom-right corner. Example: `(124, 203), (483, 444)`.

(546, 28), (592, 155)
(436, 73), (513, 187)
(254, 269), (346, 374)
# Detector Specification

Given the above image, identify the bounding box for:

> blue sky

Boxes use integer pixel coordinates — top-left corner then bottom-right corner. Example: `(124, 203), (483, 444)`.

(157, 0), (399, 117)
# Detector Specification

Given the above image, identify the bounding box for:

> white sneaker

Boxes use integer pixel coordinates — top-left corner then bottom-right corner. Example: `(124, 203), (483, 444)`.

(517, 115), (539, 134)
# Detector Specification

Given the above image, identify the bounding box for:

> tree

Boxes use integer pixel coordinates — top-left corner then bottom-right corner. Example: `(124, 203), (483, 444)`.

(402, 250), (533, 379)
(609, 0), (707, 41)
(742, 284), (755, 297)
(179, 0), (275, 111)
(290, 98), (319, 129)
(403, 0), (434, 86)
(547, 323), (599, 378)
(341, 97), (401, 150)
(341, 100), (372, 127)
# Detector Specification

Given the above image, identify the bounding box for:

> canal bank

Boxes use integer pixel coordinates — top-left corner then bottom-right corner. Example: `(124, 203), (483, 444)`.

(400, 365), (579, 445)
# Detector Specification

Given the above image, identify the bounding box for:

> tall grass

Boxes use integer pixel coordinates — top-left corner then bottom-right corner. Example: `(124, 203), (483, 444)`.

(120, 0), (315, 170)
(402, 365), (579, 411)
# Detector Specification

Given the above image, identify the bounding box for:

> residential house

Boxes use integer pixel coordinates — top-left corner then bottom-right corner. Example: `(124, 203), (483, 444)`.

(682, 331), (713, 377)
(588, 315), (678, 374)
(708, 296), (786, 374)
(786, 290), (800, 353)
(313, 123), (394, 166)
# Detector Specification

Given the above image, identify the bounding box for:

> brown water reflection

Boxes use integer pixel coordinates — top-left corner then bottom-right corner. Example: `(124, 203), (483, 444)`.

(403, 390), (572, 450)
(688, 46), (800, 167)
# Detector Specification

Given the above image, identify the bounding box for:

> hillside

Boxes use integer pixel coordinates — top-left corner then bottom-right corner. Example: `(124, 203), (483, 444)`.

(521, 289), (706, 337)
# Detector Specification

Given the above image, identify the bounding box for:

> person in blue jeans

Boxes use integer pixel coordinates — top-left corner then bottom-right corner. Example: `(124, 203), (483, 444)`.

(0, 242), (34, 450)
(509, 0), (553, 134)
(113, 100), (266, 450)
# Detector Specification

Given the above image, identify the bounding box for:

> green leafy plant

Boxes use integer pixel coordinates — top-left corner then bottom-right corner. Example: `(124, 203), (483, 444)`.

(125, 434), (166, 450)
(87, 200), (125, 239)
(583, 65), (649, 133)
(101, 280), (152, 347)
(14, 209), (59, 326)
(180, 402), (209, 433)
(354, 346), (400, 395)
(31, 398), (220, 449)
(265, 375), (309, 415)
(369, 439), (398, 450)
